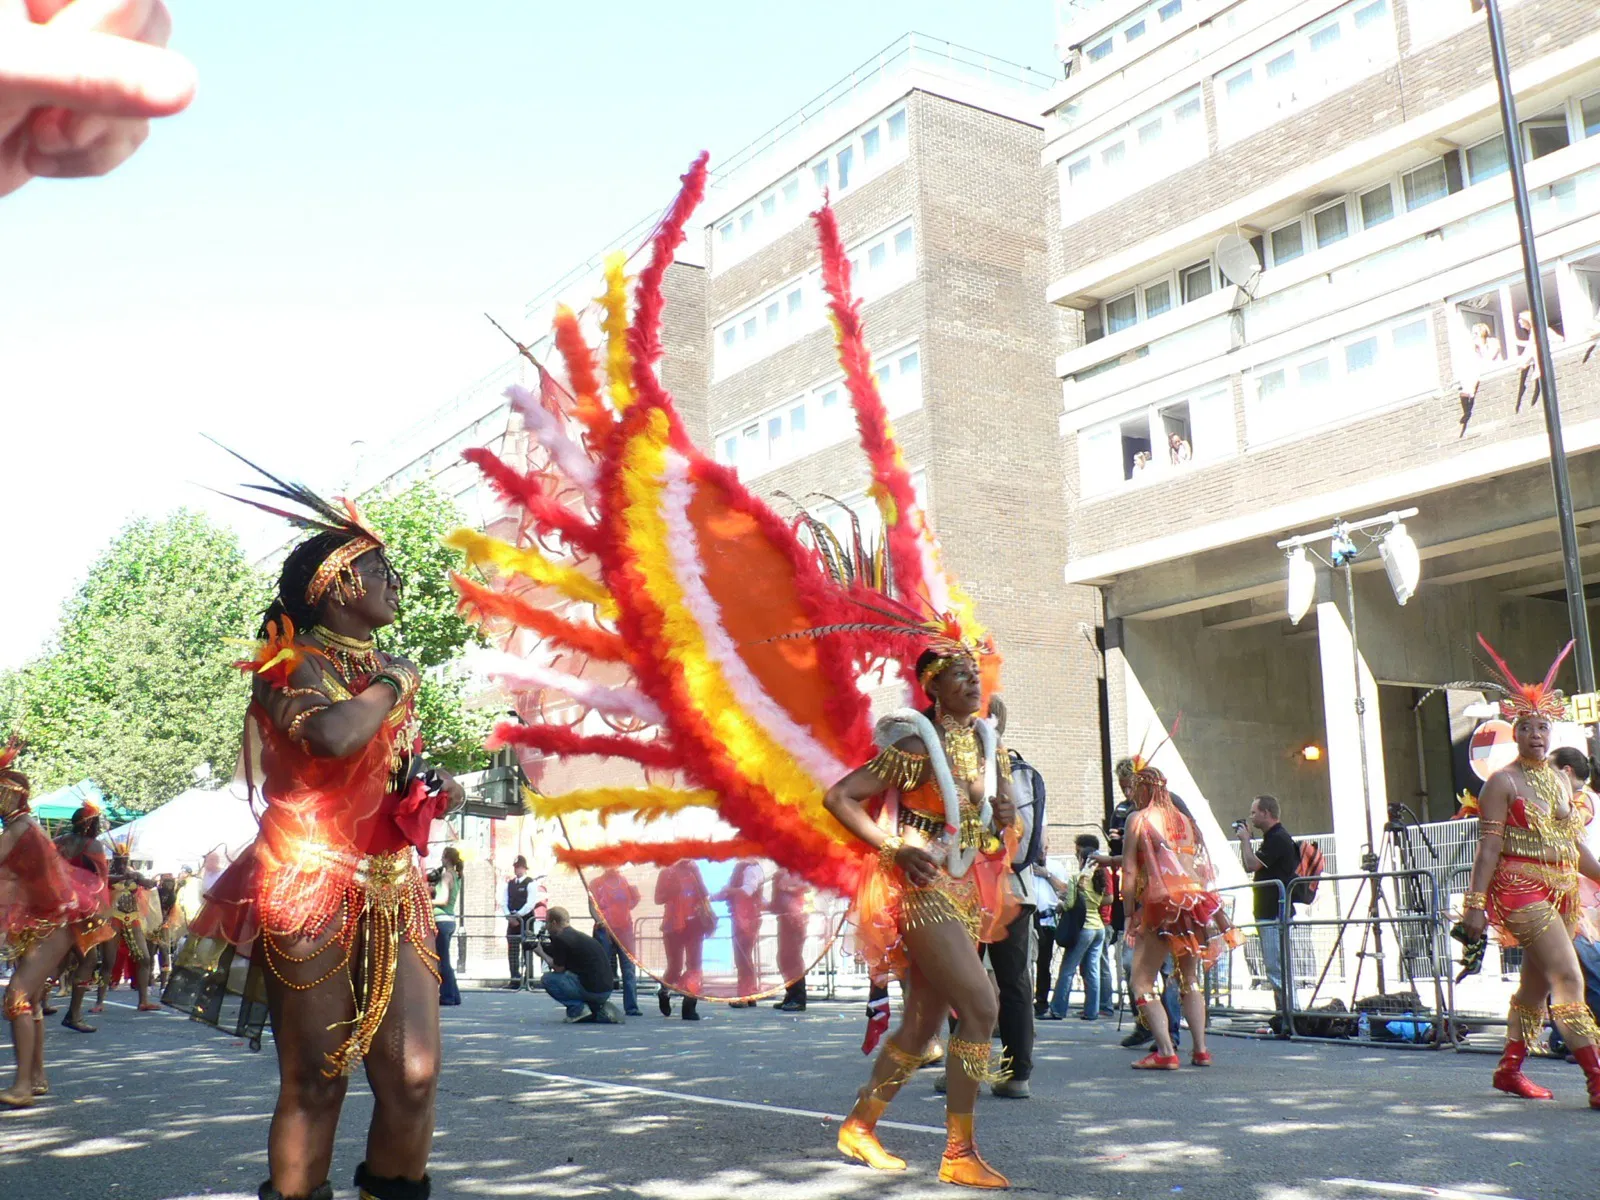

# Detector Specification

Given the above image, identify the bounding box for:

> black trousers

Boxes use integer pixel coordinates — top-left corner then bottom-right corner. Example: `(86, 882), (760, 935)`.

(1033, 910), (1056, 1010)
(949, 906), (1036, 1080)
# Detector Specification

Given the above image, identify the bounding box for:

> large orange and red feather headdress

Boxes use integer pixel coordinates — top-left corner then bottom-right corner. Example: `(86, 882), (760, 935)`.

(1476, 633), (1575, 723)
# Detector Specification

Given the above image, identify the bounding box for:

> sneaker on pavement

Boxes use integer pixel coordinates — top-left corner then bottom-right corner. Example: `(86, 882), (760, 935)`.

(565, 1011), (595, 1023)
(1121, 1027), (1155, 1048)
(600, 1002), (624, 1024)
(991, 1079), (1031, 1099)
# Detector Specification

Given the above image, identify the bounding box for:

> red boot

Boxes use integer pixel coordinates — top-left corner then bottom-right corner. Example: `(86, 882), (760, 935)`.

(1572, 1044), (1600, 1110)
(1492, 1041), (1554, 1100)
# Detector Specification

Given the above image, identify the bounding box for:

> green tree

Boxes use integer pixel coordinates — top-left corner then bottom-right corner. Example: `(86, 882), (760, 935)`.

(11, 510), (264, 811)
(363, 483), (491, 775)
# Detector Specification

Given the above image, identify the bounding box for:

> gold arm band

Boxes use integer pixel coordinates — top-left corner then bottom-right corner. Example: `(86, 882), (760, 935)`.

(878, 835), (905, 872)
(1478, 820), (1506, 839)
(866, 744), (928, 791)
(1463, 891), (1488, 912)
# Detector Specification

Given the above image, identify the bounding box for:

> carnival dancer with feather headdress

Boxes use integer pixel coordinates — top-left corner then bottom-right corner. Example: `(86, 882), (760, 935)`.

(0, 739), (112, 1108)
(170, 462), (464, 1200)
(1461, 635), (1600, 1108)
(447, 155), (1021, 1187)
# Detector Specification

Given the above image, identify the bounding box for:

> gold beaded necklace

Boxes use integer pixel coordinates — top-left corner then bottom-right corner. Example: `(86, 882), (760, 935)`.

(312, 624), (381, 682)
(938, 713), (982, 783)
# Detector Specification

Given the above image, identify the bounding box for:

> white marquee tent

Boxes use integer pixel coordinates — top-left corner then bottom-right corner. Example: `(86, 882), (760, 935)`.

(109, 786), (260, 875)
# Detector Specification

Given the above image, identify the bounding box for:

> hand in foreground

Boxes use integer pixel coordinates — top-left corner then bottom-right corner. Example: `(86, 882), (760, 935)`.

(431, 766), (466, 808)
(894, 844), (941, 888)
(1460, 907), (1487, 942)
(991, 792), (1016, 830)
(0, 0), (196, 198)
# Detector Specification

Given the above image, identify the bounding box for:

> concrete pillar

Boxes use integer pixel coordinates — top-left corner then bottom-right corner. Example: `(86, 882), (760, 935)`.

(1314, 568), (1397, 995)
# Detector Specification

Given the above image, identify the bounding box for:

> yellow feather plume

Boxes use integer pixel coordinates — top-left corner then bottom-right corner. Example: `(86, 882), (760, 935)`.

(601, 252), (635, 414)
(445, 528), (618, 619)
(526, 785), (716, 827)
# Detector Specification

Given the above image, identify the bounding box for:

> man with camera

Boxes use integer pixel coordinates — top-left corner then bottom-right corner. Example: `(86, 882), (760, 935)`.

(532, 907), (624, 1024)
(1237, 794), (1297, 1035)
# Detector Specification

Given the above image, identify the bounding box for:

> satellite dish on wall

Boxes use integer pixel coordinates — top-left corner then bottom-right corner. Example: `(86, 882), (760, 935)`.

(1216, 233), (1262, 295)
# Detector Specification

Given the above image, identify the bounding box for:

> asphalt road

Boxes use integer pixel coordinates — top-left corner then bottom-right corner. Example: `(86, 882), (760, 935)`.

(1, 987), (1593, 1200)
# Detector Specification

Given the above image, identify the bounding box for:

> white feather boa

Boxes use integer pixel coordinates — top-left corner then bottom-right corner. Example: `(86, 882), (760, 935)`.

(874, 708), (997, 879)
(474, 649), (665, 726)
(506, 384), (600, 504)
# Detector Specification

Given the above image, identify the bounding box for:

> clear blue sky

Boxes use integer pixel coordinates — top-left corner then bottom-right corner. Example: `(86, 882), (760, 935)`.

(0, 1), (1055, 669)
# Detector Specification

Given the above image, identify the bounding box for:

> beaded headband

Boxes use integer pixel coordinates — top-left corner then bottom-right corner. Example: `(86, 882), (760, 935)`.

(918, 649), (975, 690)
(305, 536), (384, 607)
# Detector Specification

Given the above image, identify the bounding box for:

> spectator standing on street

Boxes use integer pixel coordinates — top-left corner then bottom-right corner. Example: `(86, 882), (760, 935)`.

(1238, 795), (1297, 1033)
(433, 847), (463, 1007)
(769, 866), (811, 1012)
(534, 908), (623, 1024)
(503, 856), (536, 988)
(1033, 855), (1066, 1017)
(1047, 836), (1110, 1020)
(590, 865), (643, 1017)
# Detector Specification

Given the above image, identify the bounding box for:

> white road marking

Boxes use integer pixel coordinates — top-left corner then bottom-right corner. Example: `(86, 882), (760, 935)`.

(1324, 1180), (1534, 1200)
(502, 1067), (944, 1134)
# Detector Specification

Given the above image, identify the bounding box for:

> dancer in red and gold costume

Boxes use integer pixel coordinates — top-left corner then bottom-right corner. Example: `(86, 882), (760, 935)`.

(654, 858), (711, 1019)
(1120, 754), (1237, 1070)
(175, 461), (463, 1200)
(769, 867), (811, 1012)
(0, 739), (111, 1107)
(825, 646), (1020, 1189)
(106, 843), (162, 1011)
(54, 802), (113, 1034)
(1462, 636), (1600, 1107)
(450, 157), (1018, 1187)
(716, 857), (765, 1006)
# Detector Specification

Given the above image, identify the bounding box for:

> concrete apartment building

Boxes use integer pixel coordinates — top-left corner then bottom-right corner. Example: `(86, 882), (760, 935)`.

(1044, 0), (1600, 878)
(699, 35), (1104, 841)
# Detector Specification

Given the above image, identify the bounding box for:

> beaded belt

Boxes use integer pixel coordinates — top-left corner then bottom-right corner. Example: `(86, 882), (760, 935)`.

(899, 807), (948, 839)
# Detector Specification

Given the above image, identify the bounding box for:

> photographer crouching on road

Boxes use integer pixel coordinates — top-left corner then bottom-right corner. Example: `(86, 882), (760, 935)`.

(1236, 795), (1297, 1035)
(532, 908), (624, 1024)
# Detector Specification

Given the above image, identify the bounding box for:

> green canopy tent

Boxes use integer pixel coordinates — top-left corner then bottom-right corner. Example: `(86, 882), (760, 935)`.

(30, 780), (135, 826)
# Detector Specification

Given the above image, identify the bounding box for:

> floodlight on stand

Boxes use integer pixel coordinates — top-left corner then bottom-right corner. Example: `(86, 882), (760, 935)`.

(1379, 522), (1421, 606)
(1286, 545), (1315, 625)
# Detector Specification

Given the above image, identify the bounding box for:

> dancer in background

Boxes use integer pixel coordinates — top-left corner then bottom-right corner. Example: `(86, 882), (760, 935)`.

(769, 866), (810, 1012)
(1463, 638), (1600, 1108)
(0, 739), (110, 1107)
(53, 802), (110, 1034)
(717, 857), (764, 1006)
(176, 457), (461, 1200)
(106, 842), (161, 1011)
(1121, 754), (1238, 1071)
(656, 858), (711, 1020)
(590, 864), (642, 1017)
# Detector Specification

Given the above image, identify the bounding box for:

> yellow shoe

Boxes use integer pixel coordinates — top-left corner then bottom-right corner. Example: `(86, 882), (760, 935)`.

(938, 1113), (1009, 1189)
(838, 1117), (907, 1171)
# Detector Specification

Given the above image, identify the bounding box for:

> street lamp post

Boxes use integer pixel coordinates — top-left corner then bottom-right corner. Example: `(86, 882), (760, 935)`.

(1481, 0), (1596, 700)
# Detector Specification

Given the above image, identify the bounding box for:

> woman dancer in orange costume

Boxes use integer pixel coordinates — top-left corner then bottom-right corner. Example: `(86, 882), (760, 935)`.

(1462, 636), (1600, 1107)
(0, 740), (111, 1107)
(1121, 756), (1237, 1071)
(825, 647), (1019, 1189)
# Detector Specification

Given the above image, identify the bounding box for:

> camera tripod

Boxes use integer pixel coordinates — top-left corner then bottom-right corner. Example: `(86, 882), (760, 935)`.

(1300, 805), (1452, 1043)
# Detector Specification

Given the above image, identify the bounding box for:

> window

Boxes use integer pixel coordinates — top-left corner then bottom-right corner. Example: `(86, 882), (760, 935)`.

(1451, 270), (1564, 384)
(863, 128), (880, 160)
(1087, 39), (1113, 62)
(1077, 384), (1235, 495)
(888, 110), (907, 141)
(1125, 19), (1146, 41)
(1180, 261), (1213, 302)
(1106, 293), (1138, 334)
(1310, 23), (1342, 52)
(1159, 0), (1182, 19)
(1247, 310), (1439, 445)
(837, 146), (854, 190)
(782, 177), (800, 205)
(1058, 87), (1206, 222)
(1354, 0), (1387, 28)
(765, 301), (781, 327)
(1359, 183), (1395, 227)
(787, 288), (803, 315)
(821, 387), (840, 410)
(1144, 279), (1173, 318)
(868, 243), (887, 270)
(722, 328), (736, 349)
(742, 317), (758, 339)
(1270, 221), (1305, 265)
(894, 226), (913, 257)
(1402, 159), (1449, 210)
(1583, 93), (1600, 138)
(789, 405), (806, 437)
(740, 209), (755, 233)
(1313, 202), (1350, 247)
(721, 436), (738, 464)
(814, 161), (829, 191)
(1466, 135), (1508, 185)
(1267, 51), (1295, 79)
(761, 195), (776, 218)
(1524, 119), (1569, 160)
(719, 222), (734, 243)
(1226, 69), (1254, 100)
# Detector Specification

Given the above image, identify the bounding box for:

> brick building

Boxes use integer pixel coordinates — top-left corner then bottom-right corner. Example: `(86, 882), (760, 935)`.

(1044, 0), (1600, 876)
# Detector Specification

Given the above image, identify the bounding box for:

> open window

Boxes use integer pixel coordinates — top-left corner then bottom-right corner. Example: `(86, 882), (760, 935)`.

(1159, 401), (1192, 468)
(1452, 270), (1563, 387)
(1120, 414), (1154, 480)
(1570, 251), (1600, 338)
